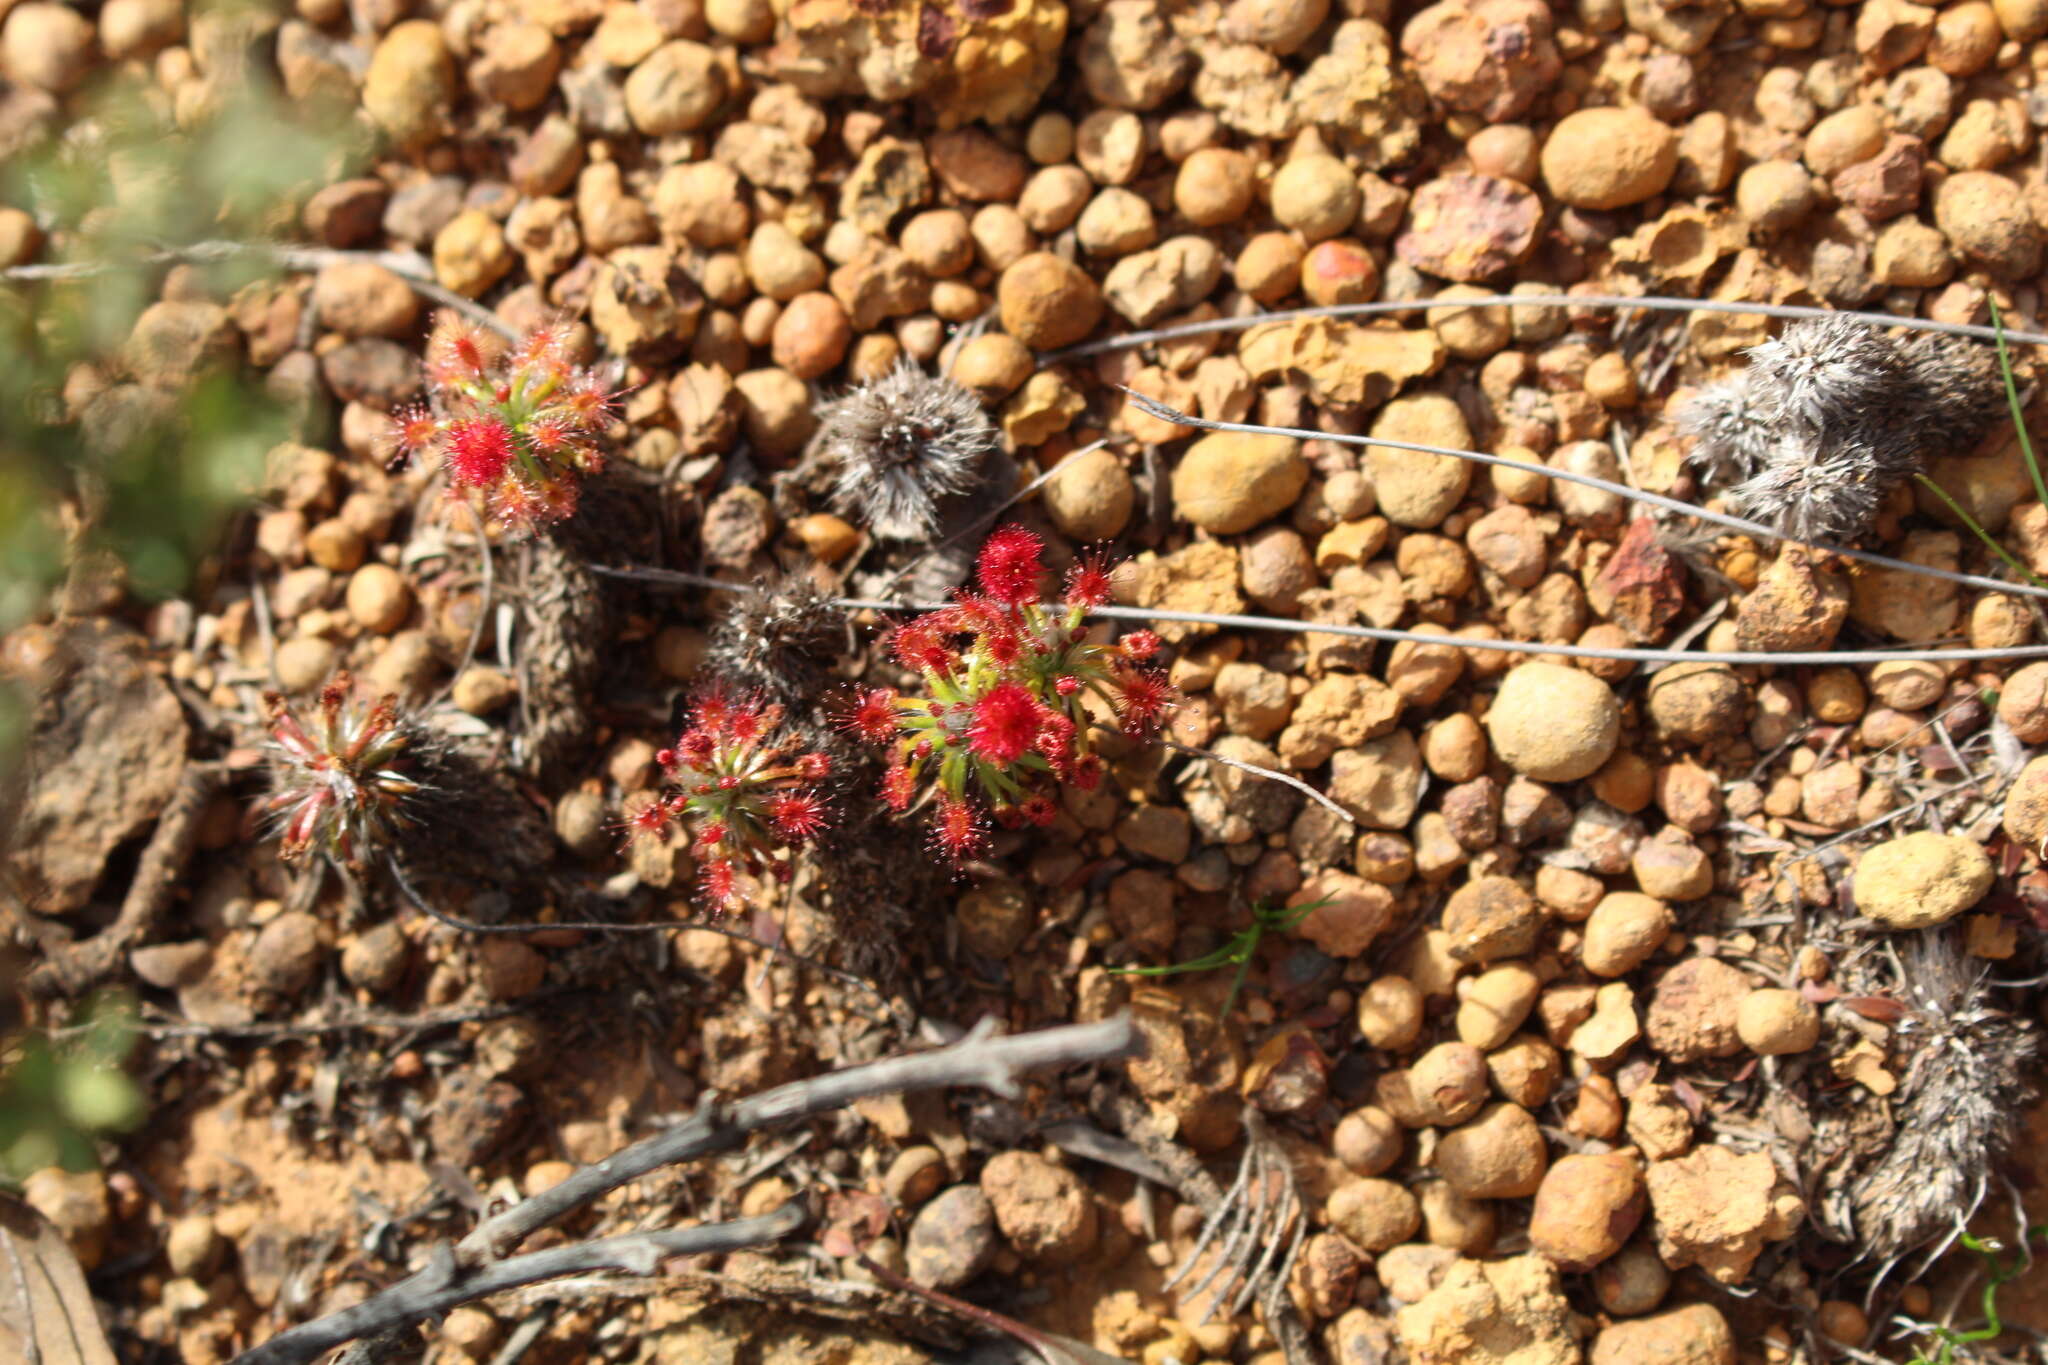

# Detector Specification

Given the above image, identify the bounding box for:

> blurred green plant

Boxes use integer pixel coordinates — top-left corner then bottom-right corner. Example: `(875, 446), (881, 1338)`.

(0, 991), (147, 1184)
(0, 23), (367, 754)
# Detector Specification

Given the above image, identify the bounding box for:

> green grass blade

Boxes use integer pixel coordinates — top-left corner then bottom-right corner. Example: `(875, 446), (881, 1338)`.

(1218, 948), (1257, 1022)
(1913, 473), (2048, 592)
(1988, 298), (2048, 512)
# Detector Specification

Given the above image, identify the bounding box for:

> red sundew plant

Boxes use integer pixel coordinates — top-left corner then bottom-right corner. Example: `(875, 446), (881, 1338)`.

(843, 525), (1174, 864)
(630, 692), (836, 911)
(388, 320), (623, 530)
(264, 674), (422, 867)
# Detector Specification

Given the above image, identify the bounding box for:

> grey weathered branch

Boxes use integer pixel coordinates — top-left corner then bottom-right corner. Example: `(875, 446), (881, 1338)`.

(228, 1016), (1142, 1365)
(455, 1014), (1141, 1265)
(235, 1208), (805, 1365)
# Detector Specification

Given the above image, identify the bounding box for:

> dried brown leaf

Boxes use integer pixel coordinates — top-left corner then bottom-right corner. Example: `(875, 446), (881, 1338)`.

(0, 1193), (119, 1365)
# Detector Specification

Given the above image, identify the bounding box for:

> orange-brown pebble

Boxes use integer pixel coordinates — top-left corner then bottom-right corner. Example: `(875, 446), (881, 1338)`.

(1235, 232), (1306, 303)
(997, 252), (1103, 350)
(1300, 239), (1380, 307)
(1174, 146), (1255, 226)
(770, 292), (851, 379)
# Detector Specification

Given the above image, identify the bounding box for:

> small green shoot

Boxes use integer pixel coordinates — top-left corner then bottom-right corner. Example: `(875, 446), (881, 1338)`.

(1913, 473), (2048, 592)
(1109, 894), (1334, 1020)
(1989, 298), (2048, 512)
(1902, 1225), (2048, 1365)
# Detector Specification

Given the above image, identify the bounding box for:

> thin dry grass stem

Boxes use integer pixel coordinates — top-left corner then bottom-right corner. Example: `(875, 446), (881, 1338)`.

(1043, 293), (2048, 363)
(854, 1251), (1123, 1365)
(1160, 738), (1355, 827)
(1162, 1114), (1304, 1327)
(249, 568), (282, 691)
(1117, 387), (2048, 606)
(2, 240), (519, 339)
(595, 563), (2048, 667)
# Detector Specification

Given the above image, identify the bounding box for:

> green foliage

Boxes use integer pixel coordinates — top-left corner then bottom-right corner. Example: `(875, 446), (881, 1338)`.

(1109, 894), (1335, 1020)
(1903, 1225), (2048, 1365)
(0, 992), (146, 1185)
(0, 41), (368, 638)
(1989, 298), (2048, 513)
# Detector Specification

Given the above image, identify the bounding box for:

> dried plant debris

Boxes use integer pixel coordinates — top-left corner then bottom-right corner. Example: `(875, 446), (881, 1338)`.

(1678, 317), (2003, 543)
(814, 361), (998, 542)
(515, 532), (607, 787)
(399, 731), (555, 898)
(705, 573), (849, 707)
(1817, 930), (2038, 1264)
(1165, 1112), (1306, 1327)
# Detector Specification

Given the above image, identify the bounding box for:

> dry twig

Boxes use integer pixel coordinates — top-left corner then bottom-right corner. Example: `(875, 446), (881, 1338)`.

(236, 1209), (806, 1365)
(229, 1015), (1141, 1365)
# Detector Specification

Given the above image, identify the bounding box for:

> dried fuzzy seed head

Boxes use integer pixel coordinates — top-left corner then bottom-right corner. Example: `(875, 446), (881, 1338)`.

(1726, 441), (1888, 545)
(705, 573), (848, 704)
(1897, 329), (2006, 445)
(1677, 373), (1777, 486)
(1685, 317), (2005, 546)
(818, 361), (997, 541)
(263, 675), (424, 868)
(1745, 314), (1906, 431)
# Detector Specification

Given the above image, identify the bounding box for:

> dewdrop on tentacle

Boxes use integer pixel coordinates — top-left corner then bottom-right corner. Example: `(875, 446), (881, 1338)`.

(815, 360), (997, 541)
(263, 674), (424, 869)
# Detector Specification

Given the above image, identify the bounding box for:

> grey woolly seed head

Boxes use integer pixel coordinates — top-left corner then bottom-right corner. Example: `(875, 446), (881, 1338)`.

(706, 572), (848, 705)
(816, 361), (997, 541)
(1677, 373), (1777, 488)
(1897, 330), (2006, 452)
(1727, 441), (1888, 545)
(1745, 314), (1907, 433)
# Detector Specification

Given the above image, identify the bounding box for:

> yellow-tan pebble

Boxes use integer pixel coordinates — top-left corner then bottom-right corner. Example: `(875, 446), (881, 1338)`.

(1356, 975), (1425, 1050)
(1855, 831), (1994, 928)
(1735, 988), (1820, 1055)
(347, 563), (411, 634)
